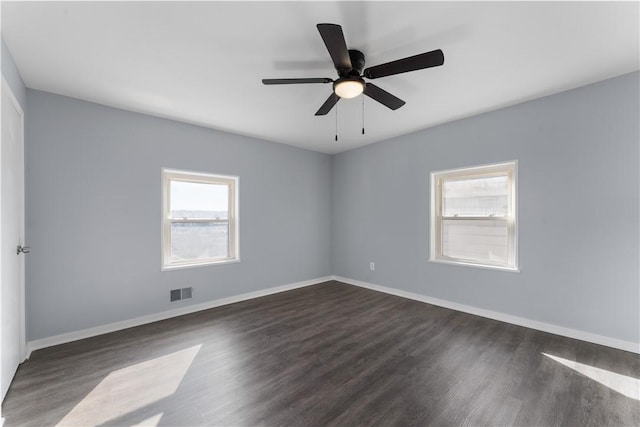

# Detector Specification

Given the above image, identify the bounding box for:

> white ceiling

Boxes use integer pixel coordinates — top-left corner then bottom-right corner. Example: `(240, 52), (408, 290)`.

(2, 1), (638, 154)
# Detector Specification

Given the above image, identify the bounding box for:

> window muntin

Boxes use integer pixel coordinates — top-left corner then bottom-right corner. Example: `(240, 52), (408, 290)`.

(162, 169), (238, 269)
(431, 162), (517, 271)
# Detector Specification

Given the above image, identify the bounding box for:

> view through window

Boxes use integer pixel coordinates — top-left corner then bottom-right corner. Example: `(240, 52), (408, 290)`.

(162, 169), (238, 269)
(431, 161), (517, 271)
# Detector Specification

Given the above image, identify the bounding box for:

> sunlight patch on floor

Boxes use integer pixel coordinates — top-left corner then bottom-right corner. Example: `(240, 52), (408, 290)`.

(57, 345), (201, 426)
(132, 412), (164, 427)
(543, 353), (639, 400)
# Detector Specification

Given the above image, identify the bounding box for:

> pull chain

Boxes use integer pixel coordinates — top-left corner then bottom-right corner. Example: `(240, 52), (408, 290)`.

(362, 95), (365, 135)
(335, 102), (338, 142)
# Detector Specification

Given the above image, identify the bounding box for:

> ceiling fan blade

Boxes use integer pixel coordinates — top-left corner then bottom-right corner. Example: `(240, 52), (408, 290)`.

(262, 78), (333, 85)
(317, 23), (352, 73)
(363, 49), (444, 79)
(363, 83), (406, 110)
(315, 92), (340, 116)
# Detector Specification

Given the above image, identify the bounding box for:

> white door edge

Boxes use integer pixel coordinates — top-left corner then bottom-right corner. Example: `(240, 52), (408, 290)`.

(1, 75), (26, 363)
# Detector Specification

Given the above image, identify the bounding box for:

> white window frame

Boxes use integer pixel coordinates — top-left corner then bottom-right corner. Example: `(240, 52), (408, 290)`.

(162, 168), (239, 270)
(430, 161), (518, 272)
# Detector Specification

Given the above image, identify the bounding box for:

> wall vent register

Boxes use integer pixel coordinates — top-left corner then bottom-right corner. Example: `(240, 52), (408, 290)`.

(170, 287), (193, 302)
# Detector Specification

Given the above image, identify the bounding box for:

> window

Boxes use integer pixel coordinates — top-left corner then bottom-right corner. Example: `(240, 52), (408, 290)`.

(430, 161), (517, 271)
(162, 169), (238, 270)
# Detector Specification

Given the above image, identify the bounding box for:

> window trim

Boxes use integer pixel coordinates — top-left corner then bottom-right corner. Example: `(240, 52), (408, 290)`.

(161, 168), (239, 271)
(429, 161), (519, 272)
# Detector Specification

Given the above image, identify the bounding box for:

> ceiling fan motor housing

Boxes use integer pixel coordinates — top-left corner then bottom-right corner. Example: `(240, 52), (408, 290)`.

(346, 49), (366, 75)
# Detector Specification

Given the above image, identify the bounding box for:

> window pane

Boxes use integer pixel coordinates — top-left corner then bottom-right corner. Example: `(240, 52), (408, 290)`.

(442, 219), (508, 265)
(443, 175), (508, 217)
(170, 222), (229, 262)
(170, 181), (228, 219)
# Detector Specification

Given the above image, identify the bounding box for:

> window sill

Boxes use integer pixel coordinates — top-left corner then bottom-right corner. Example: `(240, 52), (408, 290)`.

(162, 258), (240, 272)
(428, 257), (519, 273)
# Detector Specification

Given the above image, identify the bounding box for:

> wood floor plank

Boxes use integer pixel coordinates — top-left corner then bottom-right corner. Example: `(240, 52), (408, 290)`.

(2, 281), (639, 426)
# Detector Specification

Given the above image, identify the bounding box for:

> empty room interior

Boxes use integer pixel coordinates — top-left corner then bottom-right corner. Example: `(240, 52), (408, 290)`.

(1, 1), (639, 426)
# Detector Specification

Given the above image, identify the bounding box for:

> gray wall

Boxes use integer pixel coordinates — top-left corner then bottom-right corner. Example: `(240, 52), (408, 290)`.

(26, 90), (332, 341)
(1, 37), (26, 109)
(24, 72), (639, 345)
(332, 72), (639, 344)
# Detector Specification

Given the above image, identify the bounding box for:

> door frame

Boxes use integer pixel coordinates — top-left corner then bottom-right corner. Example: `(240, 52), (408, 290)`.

(1, 75), (27, 363)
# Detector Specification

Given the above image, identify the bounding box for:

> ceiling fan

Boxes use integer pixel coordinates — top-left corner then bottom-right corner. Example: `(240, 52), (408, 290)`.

(262, 23), (444, 116)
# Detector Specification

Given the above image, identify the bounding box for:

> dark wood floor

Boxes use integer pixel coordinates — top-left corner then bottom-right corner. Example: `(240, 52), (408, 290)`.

(3, 281), (639, 426)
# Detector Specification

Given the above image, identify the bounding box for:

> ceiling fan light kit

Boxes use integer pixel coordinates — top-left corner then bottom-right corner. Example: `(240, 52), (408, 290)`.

(334, 77), (364, 99)
(262, 22), (444, 120)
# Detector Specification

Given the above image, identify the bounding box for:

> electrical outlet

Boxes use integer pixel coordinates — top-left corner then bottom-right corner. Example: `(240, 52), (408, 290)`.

(370, 262), (375, 271)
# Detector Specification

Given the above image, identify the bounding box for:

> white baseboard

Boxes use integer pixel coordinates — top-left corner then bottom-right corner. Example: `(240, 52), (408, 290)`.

(26, 276), (333, 356)
(26, 275), (639, 356)
(333, 275), (640, 354)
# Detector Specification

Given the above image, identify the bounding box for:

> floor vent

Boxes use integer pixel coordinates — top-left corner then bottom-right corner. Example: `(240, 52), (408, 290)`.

(170, 287), (193, 302)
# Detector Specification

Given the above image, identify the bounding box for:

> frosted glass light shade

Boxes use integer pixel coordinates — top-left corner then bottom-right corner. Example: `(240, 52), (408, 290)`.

(334, 80), (364, 99)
